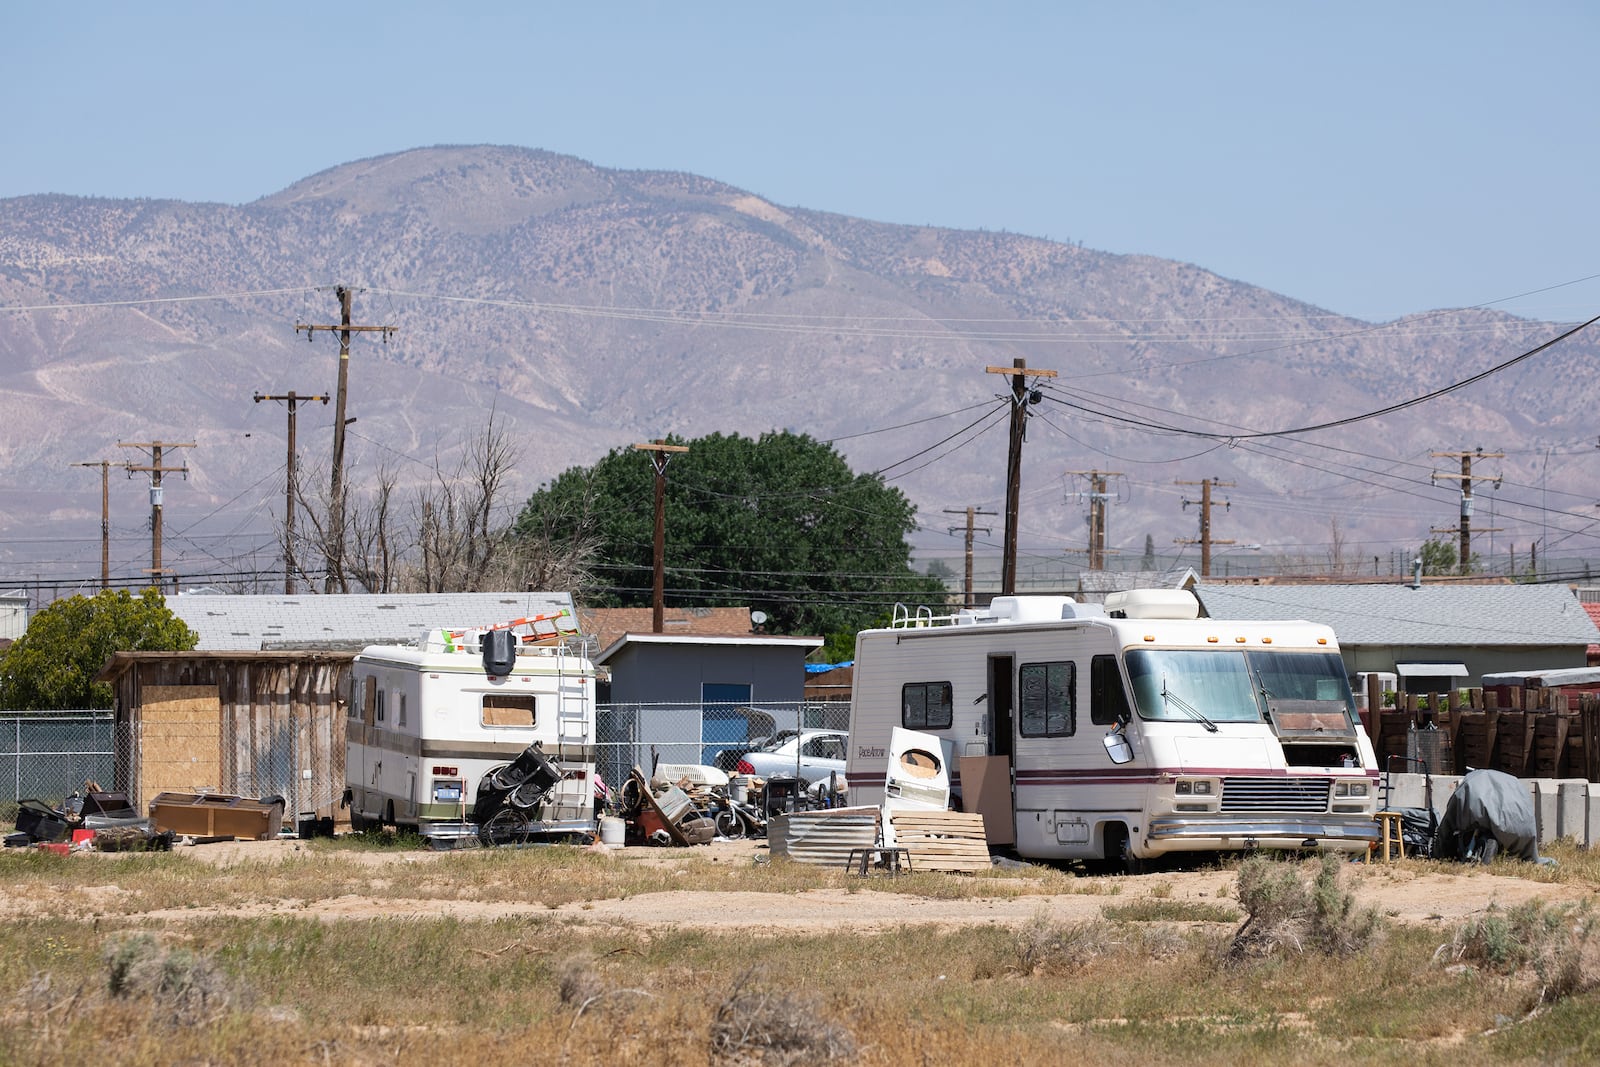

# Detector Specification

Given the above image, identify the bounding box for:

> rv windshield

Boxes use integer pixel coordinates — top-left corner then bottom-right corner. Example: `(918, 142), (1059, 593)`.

(1126, 649), (1261, 723)
(1125, 648), (1356, 727)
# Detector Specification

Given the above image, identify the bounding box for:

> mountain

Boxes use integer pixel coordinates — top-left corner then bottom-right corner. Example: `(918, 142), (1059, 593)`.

(0, 144), (1594, 592)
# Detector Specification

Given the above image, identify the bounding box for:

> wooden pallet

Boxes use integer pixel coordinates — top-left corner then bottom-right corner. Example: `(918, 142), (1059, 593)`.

(887, 810), (992, 873)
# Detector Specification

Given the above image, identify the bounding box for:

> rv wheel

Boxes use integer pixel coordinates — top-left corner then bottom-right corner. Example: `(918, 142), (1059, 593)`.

(1104, 825), (1143, 876)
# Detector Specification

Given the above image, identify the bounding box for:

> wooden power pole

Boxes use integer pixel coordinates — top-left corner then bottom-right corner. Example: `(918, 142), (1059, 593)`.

(119, 441), (194, 590)
(1066, 469), (1121, 570)
(1430, 448), (1504, 574)
(255, 390), (330, 594)
(944, 506), (996, 610)
(71, 460), (114, 589)
(986, 360), (1057, 594)
(295, 286), (396, 592)
(632, 440), (689, 632)
(1175, 478), (1235, 577)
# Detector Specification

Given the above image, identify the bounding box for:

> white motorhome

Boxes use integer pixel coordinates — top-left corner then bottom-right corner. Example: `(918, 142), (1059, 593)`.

(344, 614), (598, 844)
(845, 590), (1380, 869)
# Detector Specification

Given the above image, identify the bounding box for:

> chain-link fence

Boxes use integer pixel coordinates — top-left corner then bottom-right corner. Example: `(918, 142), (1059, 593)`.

(594, 700), (850, 794)
(0, 712), (116, 823)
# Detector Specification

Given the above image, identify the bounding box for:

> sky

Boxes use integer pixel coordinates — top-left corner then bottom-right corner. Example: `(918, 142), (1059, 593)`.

(4, 2), (1599, 325)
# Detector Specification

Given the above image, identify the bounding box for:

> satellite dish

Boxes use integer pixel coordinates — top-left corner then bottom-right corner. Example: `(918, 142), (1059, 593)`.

(751, 610), (769, 627)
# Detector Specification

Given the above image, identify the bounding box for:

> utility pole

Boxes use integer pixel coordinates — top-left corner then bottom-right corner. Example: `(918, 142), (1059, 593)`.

(1065, 469), (1121, 570)
(255, 390), (330, 594)
(632, 440), (689, 632)
(1175, 478), (1235, 577)
(119, 441), (194, 589)
(295, 286), (396, 592)
(944, 506), (996, 610)
(1430, 448), (1503, 575)
(986, 360), (1057, 594)
(71, 460), (114, 589)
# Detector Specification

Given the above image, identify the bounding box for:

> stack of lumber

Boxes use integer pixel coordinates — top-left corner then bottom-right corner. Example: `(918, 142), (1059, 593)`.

(887, 810), (991, 873)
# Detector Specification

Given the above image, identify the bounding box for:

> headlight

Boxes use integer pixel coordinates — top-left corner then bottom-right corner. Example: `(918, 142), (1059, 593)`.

(1174, 779), (1213, 796)
(1334, 781), (1369, 798)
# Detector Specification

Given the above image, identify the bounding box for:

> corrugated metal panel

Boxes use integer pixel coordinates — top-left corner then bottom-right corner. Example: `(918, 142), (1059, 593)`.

(768, 806), (879, 867)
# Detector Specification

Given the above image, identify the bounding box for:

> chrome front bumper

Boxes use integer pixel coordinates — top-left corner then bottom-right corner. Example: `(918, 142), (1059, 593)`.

(1146, 814), (1380, 853)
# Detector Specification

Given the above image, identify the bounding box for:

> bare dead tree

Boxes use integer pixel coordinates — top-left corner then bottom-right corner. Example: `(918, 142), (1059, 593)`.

(272, 414), (599, 595)
(347, 462), (400, 594)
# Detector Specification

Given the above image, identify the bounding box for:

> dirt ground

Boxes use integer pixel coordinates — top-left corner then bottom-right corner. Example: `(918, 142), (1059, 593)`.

(87, 836), (1600, 934)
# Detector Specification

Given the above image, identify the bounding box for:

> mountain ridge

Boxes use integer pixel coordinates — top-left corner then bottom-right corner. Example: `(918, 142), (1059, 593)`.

(0, 144), (1592, 590)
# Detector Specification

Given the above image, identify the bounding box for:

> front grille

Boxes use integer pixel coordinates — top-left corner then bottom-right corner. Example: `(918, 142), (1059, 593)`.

(1220, 777), (1330, 813)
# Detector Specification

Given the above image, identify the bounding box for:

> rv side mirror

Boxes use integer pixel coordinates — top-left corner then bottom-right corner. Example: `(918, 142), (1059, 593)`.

(1103, 727), (1133, 765)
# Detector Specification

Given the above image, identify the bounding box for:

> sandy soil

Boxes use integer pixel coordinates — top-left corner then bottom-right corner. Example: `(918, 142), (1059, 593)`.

(69, 836), (1600, 934)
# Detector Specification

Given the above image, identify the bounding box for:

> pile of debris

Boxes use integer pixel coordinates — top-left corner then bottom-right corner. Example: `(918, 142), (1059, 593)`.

(6, 784), (175, 853)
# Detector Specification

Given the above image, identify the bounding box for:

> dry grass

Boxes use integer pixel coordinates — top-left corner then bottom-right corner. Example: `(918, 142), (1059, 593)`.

(1, 840), (1598, 1064)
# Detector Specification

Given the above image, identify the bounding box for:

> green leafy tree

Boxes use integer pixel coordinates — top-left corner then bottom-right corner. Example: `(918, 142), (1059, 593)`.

(513, 431), (945, 637)
(1418, 537), (1481, 577)
(0, 589), (198, 709)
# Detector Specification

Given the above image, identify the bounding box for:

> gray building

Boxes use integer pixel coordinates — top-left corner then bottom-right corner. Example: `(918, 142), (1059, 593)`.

(1193, 582), (1600, 692)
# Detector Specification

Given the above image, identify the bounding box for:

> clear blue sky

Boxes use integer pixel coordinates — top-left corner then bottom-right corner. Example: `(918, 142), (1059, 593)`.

(4, 2), (1597, 323)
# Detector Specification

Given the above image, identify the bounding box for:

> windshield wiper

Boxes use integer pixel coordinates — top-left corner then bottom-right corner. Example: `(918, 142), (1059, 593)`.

(1161, 677), (1219, 733)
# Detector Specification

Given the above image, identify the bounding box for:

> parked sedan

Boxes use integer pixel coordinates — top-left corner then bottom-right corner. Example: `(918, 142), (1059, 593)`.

(735, 730), (848, 790)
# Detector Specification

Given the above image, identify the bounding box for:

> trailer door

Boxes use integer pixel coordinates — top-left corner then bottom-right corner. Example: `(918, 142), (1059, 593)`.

(963, 653), (1017, 845)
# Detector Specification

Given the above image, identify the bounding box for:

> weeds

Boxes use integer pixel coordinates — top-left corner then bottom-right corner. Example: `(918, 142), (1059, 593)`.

(1228, 853), (1383, 962)
(103, 932), (239, 1025)
(708, 969), (856, 1066)
(1439, 900), (1596, 1005)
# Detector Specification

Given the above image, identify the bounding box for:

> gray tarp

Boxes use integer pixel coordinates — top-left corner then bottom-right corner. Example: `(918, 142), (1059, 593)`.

(1430, 768), (1540, 863)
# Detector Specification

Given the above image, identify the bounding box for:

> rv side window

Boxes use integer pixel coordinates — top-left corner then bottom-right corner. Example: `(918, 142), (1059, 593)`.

(901, 682), (953, 729)
(376, 689), (386, 723)
(483, 694), (537, 727)
(1090, 655), (1130, 726)
(362, 675), (377, 726)
(1019, 661), (1075, 737)
(398, 693), (408, 728)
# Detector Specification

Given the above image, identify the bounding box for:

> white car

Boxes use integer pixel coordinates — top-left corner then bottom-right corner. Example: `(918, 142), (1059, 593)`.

(734, 730), (848, 791)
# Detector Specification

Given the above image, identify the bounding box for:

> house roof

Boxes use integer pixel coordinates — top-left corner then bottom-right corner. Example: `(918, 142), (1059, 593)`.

(1584, 602), (1600, 658)
(577, 606), (751, 655)
(166, 591), (578, 651)
(1192, 582), (1600, 648)
(594, 632), (823, 665)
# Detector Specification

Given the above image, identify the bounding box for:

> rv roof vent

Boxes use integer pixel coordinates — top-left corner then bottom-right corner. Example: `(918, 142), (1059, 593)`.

(1104, 589), (1199, 620)
(1061, 603), (1106, 619)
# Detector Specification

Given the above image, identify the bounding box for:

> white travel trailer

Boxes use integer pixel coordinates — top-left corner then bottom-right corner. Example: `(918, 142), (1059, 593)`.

(845, 590), (1380, 869)
(344, 613), (599, 844)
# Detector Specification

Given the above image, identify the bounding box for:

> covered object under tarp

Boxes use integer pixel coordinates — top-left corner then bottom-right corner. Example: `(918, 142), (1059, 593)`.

(1431, 768), (1540, 863)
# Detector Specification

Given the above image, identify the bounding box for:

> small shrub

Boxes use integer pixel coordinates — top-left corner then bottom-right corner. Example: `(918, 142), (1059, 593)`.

(1229, 854), (1383, 962)
(709, 970), (855, 1066)
(1440, 900), (1595, 1004)
(103, 932), (236, 1025)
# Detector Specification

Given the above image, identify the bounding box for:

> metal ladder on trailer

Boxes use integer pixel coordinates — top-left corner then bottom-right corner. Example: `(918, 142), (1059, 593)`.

(553, 635), (597, 766)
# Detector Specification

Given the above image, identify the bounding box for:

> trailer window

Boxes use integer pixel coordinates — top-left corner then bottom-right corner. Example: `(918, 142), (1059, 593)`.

(375, 689), (386, 723)
(1019, 661), (1075, 737)
(1090, 655), (1130, 726)
(483, 694), (537, 727)
(901, 682), (953, 729)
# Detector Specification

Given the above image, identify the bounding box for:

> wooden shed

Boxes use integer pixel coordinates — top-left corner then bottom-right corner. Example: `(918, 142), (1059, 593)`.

(95, 650), (354, 827)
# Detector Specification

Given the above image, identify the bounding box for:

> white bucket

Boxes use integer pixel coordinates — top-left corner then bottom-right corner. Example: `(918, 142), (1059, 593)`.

(598, 816), (625, 846)
(730, 778), (749, 804)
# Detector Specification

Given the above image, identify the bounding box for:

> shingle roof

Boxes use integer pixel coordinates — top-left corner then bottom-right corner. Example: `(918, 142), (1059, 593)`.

(167, 591), (577, 651)
(1192, 582), (1600, 648)
(578, 606), (751, 654)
